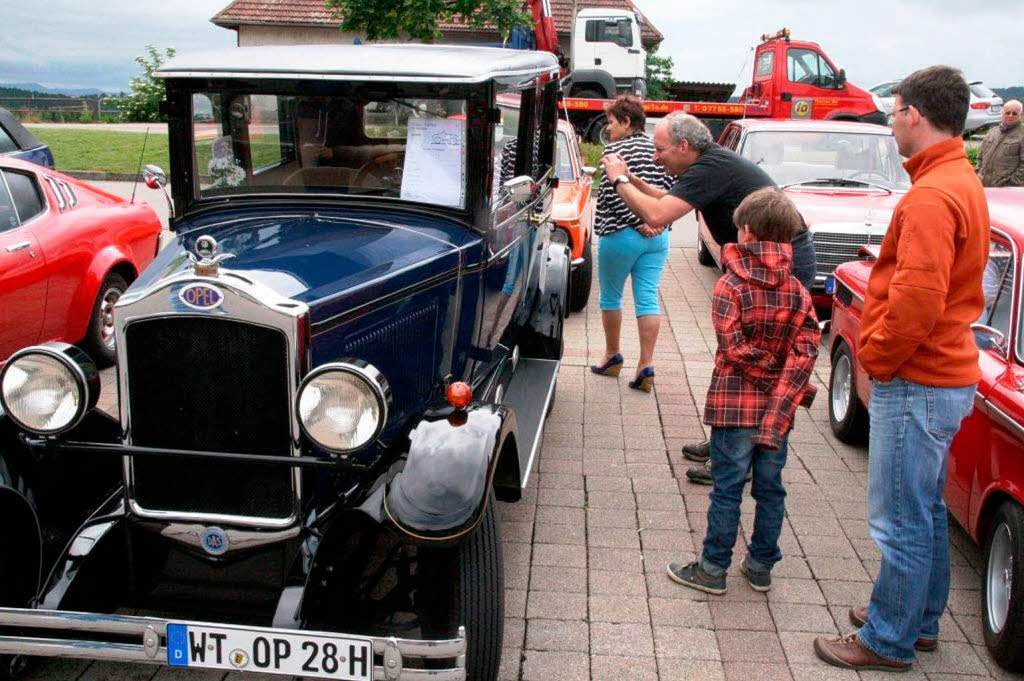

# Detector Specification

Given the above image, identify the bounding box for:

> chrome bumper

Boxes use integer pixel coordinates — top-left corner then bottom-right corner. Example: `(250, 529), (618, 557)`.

(0, 607), (466, 681)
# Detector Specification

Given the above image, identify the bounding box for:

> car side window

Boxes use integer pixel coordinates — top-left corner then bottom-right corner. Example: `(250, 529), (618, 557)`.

(0, 173), (19, 232)
(977, 237), (1013, 350)
(0, 125), (17, 155)
(555, 131), (575, 181)
(585, 19), (633, 48)
(788, 48), (828, 86)
(754, 51), (774, 78)
(3, 170), (45, 224)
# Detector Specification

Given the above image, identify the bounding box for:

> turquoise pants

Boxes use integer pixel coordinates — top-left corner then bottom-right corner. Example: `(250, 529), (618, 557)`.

(597, 228), (669, 316)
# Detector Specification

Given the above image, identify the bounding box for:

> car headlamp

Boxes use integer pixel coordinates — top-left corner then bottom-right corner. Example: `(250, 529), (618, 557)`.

(297, 360), (390, 453)
(0, 342), (99, 435)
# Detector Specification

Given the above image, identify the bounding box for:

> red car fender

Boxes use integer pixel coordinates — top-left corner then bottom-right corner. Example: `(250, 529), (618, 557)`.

(65, 245), (138, 343)
(970, 446), (1024, 541)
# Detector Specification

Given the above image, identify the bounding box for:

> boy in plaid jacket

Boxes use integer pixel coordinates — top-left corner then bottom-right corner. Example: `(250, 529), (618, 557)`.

(668, 187), (820, 595)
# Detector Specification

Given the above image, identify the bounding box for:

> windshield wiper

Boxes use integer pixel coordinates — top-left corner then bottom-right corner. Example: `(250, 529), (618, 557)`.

(780, 178), (892, 195)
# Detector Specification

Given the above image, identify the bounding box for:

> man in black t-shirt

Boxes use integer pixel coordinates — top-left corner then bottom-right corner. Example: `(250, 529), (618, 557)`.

(601, 112), (817, 469)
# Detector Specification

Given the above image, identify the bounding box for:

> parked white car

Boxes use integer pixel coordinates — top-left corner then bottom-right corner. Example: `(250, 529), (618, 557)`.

(869, 78), (1002, 134)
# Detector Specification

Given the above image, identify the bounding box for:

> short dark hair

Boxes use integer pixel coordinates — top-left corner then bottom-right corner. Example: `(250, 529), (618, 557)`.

(604, 95), (645, 132)
(892, 66), (970, 136)
(733, 187), (803, 243)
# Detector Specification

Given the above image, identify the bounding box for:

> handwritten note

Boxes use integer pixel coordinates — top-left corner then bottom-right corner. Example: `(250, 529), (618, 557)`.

(400, 118), (466, 208)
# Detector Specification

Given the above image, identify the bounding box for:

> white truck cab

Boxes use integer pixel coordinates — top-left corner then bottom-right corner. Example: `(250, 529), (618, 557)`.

(570, 8), (646, 98)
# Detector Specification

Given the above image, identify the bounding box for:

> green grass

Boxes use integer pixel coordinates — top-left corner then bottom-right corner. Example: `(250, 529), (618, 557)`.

(29, 128), (171, 175)
(582, 141), (604, 189)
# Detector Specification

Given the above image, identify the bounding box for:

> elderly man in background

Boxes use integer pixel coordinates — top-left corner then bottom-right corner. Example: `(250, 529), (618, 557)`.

(976, 99), (1023, 187)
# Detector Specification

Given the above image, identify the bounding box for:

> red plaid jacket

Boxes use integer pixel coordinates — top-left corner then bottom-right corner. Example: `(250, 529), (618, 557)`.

(704, 241), (821, 450)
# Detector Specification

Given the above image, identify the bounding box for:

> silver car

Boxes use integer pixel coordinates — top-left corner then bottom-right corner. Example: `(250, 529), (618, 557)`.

(869, 78), (1003, 134)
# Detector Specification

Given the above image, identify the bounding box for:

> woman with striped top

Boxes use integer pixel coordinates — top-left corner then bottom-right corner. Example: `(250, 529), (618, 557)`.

(591, 96), (673, 391)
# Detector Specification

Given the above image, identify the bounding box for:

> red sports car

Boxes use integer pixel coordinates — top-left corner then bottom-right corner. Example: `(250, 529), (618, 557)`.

(0, 157), (162, 365)
(828, 188), (1024, 672)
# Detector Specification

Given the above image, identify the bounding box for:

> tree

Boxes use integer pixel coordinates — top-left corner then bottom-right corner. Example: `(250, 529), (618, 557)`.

(645, 47), (676, 101)
(118, 45), (176, 122)
(323, 0), (529, 42)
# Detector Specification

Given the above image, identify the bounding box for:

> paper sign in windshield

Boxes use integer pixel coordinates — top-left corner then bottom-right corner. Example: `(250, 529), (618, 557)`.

(401, 119), (466, 208)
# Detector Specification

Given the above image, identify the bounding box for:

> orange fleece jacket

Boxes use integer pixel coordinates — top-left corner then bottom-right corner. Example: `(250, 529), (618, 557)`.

(858, 137), (989, 387)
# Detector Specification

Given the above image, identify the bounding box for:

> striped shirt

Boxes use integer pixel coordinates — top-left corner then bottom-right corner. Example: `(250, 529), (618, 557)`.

(595, 132), (671, 236)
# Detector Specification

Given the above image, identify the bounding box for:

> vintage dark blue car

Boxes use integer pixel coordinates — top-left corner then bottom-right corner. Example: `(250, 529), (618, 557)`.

(0, 107), (53, 168)
(0, 45), (570, 681)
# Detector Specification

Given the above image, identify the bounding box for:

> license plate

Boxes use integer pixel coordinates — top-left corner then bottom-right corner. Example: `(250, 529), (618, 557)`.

(992, 105), (1003, 114)
(825, 275), (836, 295)
(166, 623), (372, 680)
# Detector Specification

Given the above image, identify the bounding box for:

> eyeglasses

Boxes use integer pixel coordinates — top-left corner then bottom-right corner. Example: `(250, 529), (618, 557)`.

(1006, 110), (1022, 117)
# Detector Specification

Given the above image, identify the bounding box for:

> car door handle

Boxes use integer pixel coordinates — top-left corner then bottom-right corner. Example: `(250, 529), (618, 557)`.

(628, 48), (641, 54)
(5, 241), (31, 253)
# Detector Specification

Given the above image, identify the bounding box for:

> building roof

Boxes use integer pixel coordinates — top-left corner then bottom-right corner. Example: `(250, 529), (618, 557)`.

(211, 0), (664, 48)
(155, 44), (560, 83)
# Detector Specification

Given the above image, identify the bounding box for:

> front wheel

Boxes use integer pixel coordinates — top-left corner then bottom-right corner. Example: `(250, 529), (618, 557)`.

(568, 237), (593, 312)
(828, 342), (869, 444)
(82, 272), (128, 366)
(696, 233), (715, 267)
(418, 494), (504, 681)
(982, 501), (1024, 671)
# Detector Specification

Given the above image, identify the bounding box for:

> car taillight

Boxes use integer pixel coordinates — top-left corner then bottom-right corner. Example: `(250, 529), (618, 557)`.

(971, 102), (991, 110)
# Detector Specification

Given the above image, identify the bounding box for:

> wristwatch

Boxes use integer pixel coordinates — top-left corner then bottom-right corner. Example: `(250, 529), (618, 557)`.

(612, 174), (630, 189)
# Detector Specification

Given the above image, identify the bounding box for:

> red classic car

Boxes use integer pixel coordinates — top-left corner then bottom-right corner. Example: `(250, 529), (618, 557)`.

(552, 118), (595, 311)
(697, 119), (908, 308)
(828, 188), (1024, 672)
(0, 158), (162, 365)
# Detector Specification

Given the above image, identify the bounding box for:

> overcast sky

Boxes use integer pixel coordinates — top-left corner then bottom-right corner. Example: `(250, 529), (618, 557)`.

(1, 0), (1021, 93)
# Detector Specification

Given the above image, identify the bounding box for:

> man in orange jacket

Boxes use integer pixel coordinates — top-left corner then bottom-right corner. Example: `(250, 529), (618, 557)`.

(814, 66), (989, 671)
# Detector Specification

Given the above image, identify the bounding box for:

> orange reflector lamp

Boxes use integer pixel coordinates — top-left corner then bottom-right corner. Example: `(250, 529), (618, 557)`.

(446, 382), (472, 409)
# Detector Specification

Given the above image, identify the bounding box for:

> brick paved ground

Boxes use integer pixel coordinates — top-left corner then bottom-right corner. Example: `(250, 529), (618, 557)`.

(28, 239), (1016, 681)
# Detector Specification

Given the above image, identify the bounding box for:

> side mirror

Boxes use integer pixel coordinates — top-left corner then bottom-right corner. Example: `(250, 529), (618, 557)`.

(502, 175), (536, 205)
(142, 164), (167, 189)
(582, 166), (597, 177)
(971, 323), (1006, 353)
(837, 68), (847, 89)
(140, 164), (174, 220)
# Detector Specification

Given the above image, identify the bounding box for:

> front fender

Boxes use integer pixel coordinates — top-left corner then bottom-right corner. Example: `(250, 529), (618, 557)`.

(67, 245), (136, 342)
(384, 404), (516, 541)
(527, 240), (569, 339)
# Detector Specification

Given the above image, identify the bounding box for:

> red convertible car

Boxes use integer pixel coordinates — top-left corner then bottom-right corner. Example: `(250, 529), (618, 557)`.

(0, 158), (162, 365)
(828, 188), (1024, 671)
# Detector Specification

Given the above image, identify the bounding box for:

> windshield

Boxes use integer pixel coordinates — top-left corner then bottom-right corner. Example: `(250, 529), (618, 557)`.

(190, 91), (468, 209)
(739, 130), (911, 191)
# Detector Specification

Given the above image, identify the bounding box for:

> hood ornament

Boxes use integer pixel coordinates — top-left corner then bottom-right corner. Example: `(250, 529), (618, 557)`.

(189, 235), (234, 277)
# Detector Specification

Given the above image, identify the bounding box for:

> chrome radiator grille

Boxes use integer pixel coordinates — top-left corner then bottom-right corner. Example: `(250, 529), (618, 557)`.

(125, 317), (294, 519)
(812, 231), (885, 279)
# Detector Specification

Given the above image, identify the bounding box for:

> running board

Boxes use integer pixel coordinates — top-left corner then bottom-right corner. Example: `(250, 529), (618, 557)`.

(502, 357), (559, 489)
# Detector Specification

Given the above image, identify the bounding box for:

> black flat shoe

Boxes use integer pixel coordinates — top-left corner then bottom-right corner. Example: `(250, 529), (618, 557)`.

(628, 366), (654, 392)
(590, 353), (624, 376)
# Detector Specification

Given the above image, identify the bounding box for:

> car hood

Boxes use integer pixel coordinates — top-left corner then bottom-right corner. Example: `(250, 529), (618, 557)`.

(132, 209), (474, 326)
(783, 188), (905, 230)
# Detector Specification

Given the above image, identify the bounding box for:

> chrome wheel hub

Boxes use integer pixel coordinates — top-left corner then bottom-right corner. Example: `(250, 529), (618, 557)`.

(987, 521), (1013, 635)
(100, 287), (122, 350)
(831, 353), (852, 421)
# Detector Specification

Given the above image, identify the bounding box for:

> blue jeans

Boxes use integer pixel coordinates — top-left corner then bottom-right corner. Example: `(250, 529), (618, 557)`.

(597, 228), (669, 316)
(858, 378), (975, 663)
(789, 228), (817, 292)
(700, 427), (788, 575)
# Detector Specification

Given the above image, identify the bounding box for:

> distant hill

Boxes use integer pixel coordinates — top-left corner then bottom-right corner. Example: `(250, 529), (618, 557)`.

(993, 87), (1023, 101)
(0, 82), (107, 97)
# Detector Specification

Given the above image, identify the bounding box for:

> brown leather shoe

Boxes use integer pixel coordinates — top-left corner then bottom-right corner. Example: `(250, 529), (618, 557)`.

(814, 633), (911, 672)
(848, 606), (938, 652)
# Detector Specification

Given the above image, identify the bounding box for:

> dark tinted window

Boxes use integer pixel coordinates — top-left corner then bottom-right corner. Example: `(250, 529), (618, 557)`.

(0, 174), (18, 232)
(4, 170), (45, 223)
(0, 125), (16, 154)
